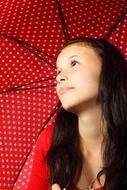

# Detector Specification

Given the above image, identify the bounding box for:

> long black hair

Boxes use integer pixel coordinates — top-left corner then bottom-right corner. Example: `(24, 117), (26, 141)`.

(46, 37), (127, 190)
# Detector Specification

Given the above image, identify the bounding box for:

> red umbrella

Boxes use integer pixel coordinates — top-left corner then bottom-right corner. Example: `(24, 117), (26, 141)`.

(0, 0), (127, 189)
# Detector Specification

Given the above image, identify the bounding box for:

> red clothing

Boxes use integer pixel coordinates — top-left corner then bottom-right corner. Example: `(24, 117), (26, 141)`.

(27, 125), (54, 190)
(14, 125), (102, 190)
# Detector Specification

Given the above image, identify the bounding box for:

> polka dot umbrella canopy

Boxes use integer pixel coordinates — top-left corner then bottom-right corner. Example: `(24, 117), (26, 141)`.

(0, 0), (127, 189)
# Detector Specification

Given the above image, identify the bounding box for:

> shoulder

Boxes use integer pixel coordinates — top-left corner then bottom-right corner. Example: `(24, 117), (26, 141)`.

(13, 125), (54, 190)
(26, 125), (54, 189)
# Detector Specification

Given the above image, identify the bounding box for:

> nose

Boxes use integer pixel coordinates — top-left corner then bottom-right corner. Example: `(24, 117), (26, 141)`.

(56, 72), (68, 84)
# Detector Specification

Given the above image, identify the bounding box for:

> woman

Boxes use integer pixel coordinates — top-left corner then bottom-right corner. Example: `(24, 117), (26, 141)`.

(13, 38), (127, 190)
(48, 38), (127, 190)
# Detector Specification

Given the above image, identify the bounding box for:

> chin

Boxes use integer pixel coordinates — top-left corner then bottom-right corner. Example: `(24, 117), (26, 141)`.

(61, 103), (79, 114)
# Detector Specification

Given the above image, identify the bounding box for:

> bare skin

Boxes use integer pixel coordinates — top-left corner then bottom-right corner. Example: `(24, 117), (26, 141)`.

(52, 184), (61, 190)
(52, 44), (105, 190)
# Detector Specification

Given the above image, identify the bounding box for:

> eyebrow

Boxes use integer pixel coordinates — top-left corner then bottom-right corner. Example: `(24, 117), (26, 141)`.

(56, 55), (79, 69)
(68, 55), (79, 59)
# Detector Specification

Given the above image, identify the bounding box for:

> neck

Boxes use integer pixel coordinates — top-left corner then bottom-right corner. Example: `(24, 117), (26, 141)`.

(76, 103), (106, 189)
(77, 103), (105, 153)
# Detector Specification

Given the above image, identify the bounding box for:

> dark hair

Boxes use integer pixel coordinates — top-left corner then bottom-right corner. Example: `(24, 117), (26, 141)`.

(46, 37), (127, 190)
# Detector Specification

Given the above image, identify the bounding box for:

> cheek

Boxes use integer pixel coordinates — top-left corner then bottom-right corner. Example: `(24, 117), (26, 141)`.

(73, 70), (96, 84)
(73, 70), (100, 93)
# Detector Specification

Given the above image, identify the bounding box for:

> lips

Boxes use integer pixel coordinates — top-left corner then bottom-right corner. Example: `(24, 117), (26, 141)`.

(58, 86), (74, 95)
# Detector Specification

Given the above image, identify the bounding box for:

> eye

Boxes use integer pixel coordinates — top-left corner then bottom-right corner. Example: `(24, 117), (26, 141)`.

(70, 60), (79, 67)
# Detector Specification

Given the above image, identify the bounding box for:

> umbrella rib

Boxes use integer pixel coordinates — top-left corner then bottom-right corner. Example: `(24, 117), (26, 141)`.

(0, 77), (56, 94)
(0, 33), (55, 59)
(104, 9), (127, 40)
(0, 33), (56, 68)
(0, 84), (56, 94)
(11, 36), (56, 68)
(20, 40), (55, 59)
(38, 101), (61, 137)
(56, 0), (70, 42)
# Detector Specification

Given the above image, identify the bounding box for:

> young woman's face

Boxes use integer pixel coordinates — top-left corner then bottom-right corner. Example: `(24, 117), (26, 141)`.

(56, 44), (102, 114)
